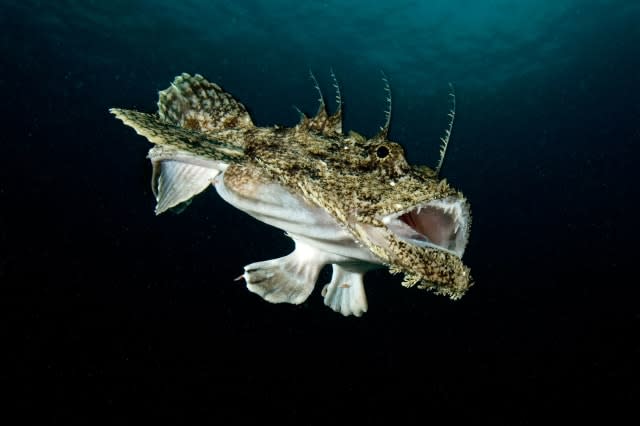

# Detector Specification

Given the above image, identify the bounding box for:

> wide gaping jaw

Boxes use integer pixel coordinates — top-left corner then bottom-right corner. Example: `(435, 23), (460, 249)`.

(381, 197), (470, 257)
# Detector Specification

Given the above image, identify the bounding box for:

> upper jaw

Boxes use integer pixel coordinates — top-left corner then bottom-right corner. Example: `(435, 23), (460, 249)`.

(380, 196), (470, 257)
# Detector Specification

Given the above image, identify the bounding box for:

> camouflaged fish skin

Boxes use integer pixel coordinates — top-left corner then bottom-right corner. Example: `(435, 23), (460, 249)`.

(110, 72), (472, 314)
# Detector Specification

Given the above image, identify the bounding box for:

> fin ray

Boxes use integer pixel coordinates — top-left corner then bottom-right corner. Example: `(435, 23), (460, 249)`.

(434, 83), (456, 176)
(376, 71), (392, 139)
(297, 71), (342, 137)
(327, 69), (343, 135)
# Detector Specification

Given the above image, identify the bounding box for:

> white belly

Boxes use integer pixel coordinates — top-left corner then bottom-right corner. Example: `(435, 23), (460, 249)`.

(214, 173), (381, 265)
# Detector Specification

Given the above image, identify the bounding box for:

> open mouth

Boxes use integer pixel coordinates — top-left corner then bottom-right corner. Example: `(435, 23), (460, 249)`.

(381, 197), (470, 257)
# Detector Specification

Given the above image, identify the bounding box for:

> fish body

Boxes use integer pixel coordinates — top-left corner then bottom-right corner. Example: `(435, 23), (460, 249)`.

(111, 73), (472, 316)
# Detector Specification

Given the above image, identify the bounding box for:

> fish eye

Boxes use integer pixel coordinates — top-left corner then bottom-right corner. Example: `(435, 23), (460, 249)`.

(376, 145), (390, 159)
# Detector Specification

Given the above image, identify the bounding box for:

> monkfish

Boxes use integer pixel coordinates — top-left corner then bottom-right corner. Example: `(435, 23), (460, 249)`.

(110, 72), (472, 316)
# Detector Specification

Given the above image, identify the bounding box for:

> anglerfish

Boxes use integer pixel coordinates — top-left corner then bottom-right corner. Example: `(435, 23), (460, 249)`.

(110, 72), (472, 316)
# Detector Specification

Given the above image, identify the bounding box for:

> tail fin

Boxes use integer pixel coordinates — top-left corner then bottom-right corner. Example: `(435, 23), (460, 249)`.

(110, 108), (244, 163)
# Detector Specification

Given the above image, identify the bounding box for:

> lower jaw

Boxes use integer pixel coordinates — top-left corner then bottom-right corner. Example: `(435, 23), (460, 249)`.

(397, 234), (460, 256)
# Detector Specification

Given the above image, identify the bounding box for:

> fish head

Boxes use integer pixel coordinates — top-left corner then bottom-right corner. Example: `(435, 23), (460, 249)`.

(335, 133), (472, 298)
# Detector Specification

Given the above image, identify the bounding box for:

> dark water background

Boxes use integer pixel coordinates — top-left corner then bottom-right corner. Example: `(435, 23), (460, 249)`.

(2, 0), (638, 422)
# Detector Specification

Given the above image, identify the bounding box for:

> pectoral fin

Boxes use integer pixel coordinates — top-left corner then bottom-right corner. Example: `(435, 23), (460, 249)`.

(321, 265), (368, 317)
(152, 159), (220, 215)
(239, 240), (326, 305)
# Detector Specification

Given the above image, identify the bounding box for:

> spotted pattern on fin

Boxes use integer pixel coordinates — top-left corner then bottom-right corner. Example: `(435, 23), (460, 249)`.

(158, 73), (254, 134)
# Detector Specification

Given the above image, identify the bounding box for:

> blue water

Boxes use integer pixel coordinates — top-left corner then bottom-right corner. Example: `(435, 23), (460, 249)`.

(2, 0), (638, 422)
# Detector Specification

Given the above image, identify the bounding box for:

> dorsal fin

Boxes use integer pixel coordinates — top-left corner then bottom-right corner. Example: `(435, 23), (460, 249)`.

(158, 73), (254, 133)
(309, 70), (328, 120)
(434, 83), (456, 176)
(375, 72), (392, 139)
(297, 71), (342, 137)
(326, 69), (343, 135)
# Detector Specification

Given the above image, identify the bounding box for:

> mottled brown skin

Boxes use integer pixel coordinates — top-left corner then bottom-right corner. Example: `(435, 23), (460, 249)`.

(242, 126), (471, 297)
(111, 73), (472, 300)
